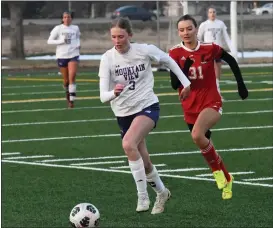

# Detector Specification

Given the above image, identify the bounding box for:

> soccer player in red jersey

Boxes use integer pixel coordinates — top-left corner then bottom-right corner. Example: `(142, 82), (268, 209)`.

(169, 14), (248, 200)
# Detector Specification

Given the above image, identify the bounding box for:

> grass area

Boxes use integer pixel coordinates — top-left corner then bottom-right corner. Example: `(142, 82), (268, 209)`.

(1, 67), (273, 227)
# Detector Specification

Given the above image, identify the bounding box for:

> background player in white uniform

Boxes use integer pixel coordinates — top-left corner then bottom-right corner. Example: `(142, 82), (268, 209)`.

(99, 17), (191, 215)
(47, 11), (80, 108)
(198, 7), (236, 95)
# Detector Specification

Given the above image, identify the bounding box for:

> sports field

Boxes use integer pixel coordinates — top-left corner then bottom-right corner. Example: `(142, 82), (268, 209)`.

(1, 66), (273, 227)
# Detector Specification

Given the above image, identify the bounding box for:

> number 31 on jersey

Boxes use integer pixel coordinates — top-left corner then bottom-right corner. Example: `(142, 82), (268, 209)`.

(188, 66), (203, 80)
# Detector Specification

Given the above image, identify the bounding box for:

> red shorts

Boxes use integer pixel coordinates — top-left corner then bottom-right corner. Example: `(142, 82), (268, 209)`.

(178, 87), (222, 124)
(183, 101), (223, 124)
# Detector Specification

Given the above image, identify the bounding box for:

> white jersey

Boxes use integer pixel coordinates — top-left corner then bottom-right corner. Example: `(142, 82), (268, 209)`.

(47, 24), (80, 59)
(198, 19), (235, 55)
(99, 43), (191, 117)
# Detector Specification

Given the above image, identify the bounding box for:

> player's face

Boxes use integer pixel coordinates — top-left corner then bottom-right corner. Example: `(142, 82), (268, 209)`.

(110, 27), (131, 53)
(63, 13), (72, 25)
(208, 8), (216, 20)
(177, 20), (197, 44)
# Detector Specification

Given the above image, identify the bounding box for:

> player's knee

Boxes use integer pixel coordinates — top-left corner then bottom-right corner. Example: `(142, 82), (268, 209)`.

(191, 130), (204, 145)
(122, 139), (137, 155)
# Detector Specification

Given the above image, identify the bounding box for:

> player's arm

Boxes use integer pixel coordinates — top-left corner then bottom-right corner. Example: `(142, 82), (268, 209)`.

(197, 22), (205, 41)
(168, 50), (181, 90)
(169, 49), (194, 90)
(47, 26), (65, 45)
(169, 58), (194, 90)
(99, 54), (116, 103)
(76, 26), (81, 48)
(222, 23), (236, 58)
(148, 45), (191, 88)
(220, 49), (248, 99)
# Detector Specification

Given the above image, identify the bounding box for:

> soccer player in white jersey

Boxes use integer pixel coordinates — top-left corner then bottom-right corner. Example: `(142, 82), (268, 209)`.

(99, 18), (191, 214)
(198, 7), (236, 95)
(47, 11), (80, 108)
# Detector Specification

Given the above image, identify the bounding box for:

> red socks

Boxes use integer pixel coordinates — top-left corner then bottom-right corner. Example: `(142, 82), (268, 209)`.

(201, 141), (231, 182)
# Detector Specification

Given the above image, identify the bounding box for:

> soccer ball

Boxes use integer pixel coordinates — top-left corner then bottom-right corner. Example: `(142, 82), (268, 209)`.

(69, 203), (100, 228)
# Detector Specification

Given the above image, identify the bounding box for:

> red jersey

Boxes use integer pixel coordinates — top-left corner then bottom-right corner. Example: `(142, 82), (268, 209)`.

(169, 41), (223, 124)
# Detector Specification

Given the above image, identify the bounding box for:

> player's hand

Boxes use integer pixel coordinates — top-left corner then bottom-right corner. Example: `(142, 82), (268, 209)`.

(179, 85), (190, 101)
(114, 84), (125, 97)
(60, 35), (66, 44)
(238, 82), (248, 100)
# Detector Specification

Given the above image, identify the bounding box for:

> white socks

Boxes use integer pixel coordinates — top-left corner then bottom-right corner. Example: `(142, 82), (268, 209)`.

(69, 83), (76, 101)
(146, 165), (166, 194)
(128, 158), (147, 195)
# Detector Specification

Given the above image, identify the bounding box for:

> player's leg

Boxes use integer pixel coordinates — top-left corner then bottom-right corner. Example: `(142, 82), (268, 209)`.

(57, 59), (70, 106)
(122, 115), (155, 212)
(60, 67), (69, 103)
(191, 107), (231, 190)
(187, 123), (212, 140)
(138, 139), (170, 214)
(67, 56), (79, 108)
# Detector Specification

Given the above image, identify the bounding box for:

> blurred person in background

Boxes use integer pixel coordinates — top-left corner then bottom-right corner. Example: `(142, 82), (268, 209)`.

(47, 11), (80, 108)
(198, 7), (236, 100)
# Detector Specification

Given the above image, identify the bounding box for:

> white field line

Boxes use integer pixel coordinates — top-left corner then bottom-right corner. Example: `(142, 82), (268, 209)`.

(2, 88), (273, 104)
(196, 171), (255, 177)
(159, 174), (273, 188)
(219, 80), (273, 85)
(158, 168), (208, 173)
(2, 89), (100, 96)
(70, 160), (125, 166)
(1, 152), (21, 156)
(2, 159), (272, 188)
(2, 110), (273, 127)
(110, 164), (167, 169)
(2, 106), (109, 114)
(4, 81), (273, 96)
(2, 82), (91, 89)
(2, 97), (272, 114)
(3, 155), (54, 160)
(2, 125), (272, 144)
(242, 177), (273, 181)
(39, 146), (273, 163)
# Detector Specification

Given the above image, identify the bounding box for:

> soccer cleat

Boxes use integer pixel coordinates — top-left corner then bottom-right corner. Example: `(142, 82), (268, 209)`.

(222, 175), (234, 200)
(151, 188), (171, 215)
(68, 101), (74, 108)
(213, 170), (227, 190)
(136, 193), (150, 212)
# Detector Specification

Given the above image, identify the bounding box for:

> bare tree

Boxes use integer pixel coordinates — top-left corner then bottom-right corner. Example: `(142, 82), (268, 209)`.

(8, 1), (25, 59)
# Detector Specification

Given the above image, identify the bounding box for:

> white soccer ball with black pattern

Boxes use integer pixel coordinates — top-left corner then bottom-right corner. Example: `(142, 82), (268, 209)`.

(69, 203), (100, 228)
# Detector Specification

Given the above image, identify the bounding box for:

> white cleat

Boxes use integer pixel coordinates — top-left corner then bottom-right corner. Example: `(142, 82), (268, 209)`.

(136, 193), (150, 212)
(151, 188), (171, 215)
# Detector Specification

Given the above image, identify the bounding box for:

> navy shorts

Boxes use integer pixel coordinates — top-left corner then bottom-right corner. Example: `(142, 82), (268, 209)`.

(57, 56), (79, 67)
(215, 58), (222, 63)
(117, 102), (160, 138)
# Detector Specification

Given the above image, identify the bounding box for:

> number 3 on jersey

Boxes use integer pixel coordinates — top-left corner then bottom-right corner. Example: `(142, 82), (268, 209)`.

(188, 66), (203, 80)
(129, 80), (135, 90)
